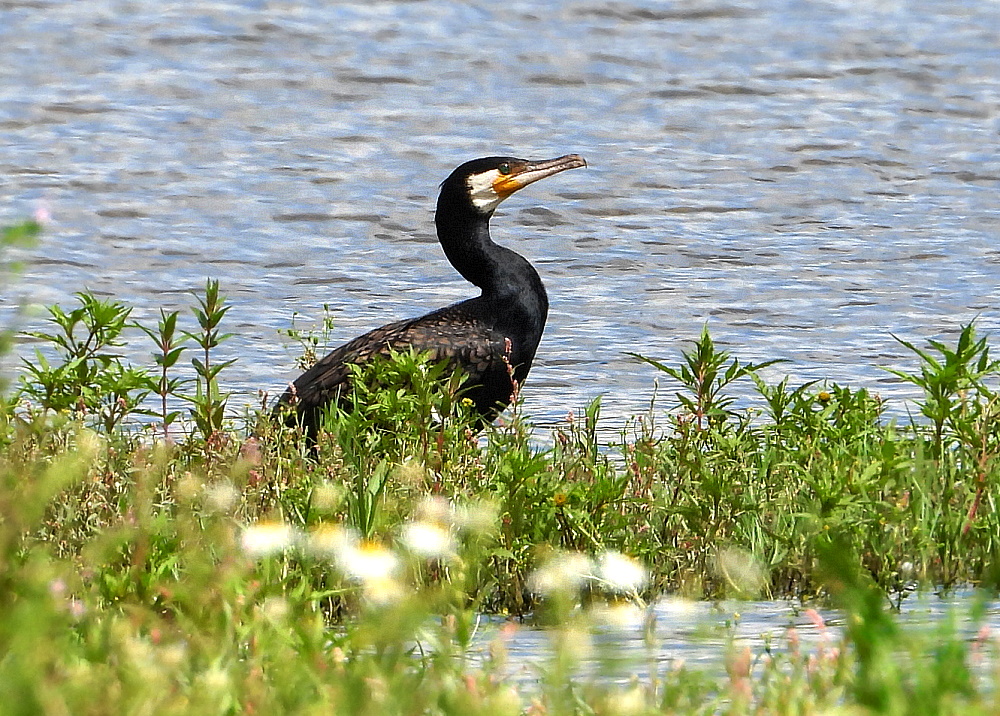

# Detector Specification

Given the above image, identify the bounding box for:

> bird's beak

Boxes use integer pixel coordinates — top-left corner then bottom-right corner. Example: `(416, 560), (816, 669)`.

(493, 154), (587, 198)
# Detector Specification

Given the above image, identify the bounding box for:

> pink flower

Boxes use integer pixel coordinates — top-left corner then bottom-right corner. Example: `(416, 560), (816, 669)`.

(33, 203), (52, 225)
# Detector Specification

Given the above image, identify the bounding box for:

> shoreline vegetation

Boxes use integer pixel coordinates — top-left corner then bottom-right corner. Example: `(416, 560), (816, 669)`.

(3, 218), (1000, 713)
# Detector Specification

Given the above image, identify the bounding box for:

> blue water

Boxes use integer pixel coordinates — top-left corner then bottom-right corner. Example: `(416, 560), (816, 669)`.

(474, 590), (1000, 687)
(3, 0), (1000, 675)
(3, 0), (999, 431)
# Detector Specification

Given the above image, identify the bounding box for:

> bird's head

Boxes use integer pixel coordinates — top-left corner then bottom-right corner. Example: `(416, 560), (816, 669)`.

(441, 154), (587, 215)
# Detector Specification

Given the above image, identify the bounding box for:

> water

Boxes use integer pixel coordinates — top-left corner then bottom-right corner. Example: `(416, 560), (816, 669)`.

(3, 0), (999, 677)
(3, 0), (999, 432)
(477, 590), (1000, 686)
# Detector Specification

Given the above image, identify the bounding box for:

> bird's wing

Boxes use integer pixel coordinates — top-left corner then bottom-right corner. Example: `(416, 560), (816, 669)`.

(280, 306), (511, 411)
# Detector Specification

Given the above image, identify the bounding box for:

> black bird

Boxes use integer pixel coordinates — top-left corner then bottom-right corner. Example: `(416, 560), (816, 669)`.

(276, 154), (587, 438)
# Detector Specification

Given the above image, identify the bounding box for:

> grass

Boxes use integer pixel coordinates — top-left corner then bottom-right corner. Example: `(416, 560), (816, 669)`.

(4, 219), (1000, 712)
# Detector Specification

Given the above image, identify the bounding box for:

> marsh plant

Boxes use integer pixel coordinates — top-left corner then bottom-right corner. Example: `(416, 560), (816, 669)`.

(185, 278), (235, 443)
(9, 276), (1000, 601)
(137, 308), (189, 441)
(18, 292), (151, 434)
(6, 224), (1000, 712)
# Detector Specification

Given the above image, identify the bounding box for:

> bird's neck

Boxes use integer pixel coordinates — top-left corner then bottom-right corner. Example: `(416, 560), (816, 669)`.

(435, 209), (549, 325)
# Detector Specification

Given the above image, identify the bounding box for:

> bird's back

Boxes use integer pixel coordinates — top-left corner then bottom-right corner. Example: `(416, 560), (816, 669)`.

(276, 299), (528, 435)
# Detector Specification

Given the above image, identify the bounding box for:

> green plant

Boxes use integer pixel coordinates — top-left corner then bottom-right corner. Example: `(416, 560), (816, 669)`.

(18, 291), (150, 433)
(886, 322), (1000, 456)
(629, 325), (782, 430)
(751, 373), (818, 430)
(278, 304), (338, 370)
(138, 309), (189, 441)
(0, 218), (42, 254)
(886, 322), (1000, 536)
(10, 299), (1000, 713)
(183, 279), (235, 443)
(314, 349), (477, 538)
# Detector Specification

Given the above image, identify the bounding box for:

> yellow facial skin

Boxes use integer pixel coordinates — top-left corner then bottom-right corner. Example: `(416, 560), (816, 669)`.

(467, 154), (587, 213)
(491, 160), (531, 198)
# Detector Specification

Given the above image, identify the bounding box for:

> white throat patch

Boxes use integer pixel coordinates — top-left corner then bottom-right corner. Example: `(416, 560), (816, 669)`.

(466, 169), (504, 214)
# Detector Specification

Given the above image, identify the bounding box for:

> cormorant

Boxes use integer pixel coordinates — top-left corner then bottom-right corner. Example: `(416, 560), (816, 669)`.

(276, 154), (587, 438)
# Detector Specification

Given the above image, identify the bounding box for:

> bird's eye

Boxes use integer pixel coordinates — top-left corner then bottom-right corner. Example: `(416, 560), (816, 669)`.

(498, 162), (511, 175)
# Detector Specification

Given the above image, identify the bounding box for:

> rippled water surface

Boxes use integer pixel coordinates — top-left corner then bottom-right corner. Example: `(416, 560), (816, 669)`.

(3, 0), (1000, 679)
(3, 0), (1000, 429)
(476, 590), (1000, 686)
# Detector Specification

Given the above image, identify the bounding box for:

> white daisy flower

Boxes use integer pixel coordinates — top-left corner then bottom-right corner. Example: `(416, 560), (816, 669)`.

(241, 522), (298, 558)
(596, 551), (648, 594)
(529, 551), (594, 596)
(337, 541), (401, 584)
(401, 520), (456, 560)
(307, 524), (359, 560)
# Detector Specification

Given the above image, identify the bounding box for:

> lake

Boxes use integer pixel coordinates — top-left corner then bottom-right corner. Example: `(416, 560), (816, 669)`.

(3, 0), (999, 432)
(3, 0), (1000, 675)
